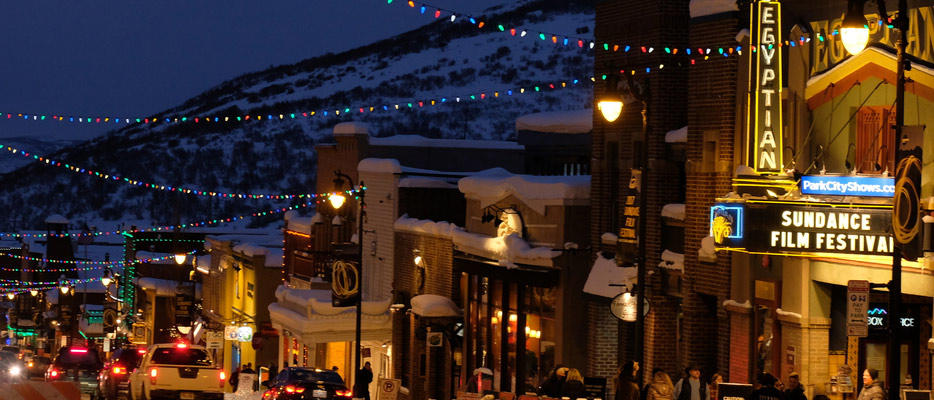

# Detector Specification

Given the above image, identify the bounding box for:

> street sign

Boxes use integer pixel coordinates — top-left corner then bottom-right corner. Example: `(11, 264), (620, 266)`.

(206, 331), (223, 350)
(847, 280), (870, 337)
(377, 378), (401, 400)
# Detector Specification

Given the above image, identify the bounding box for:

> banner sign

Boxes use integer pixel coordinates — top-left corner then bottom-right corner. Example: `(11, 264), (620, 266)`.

(800, 175), (895, 197)
(893, 125), (924, 260)
(617, 169), (642, 266)
(751, 0), (783, 174)
(711, 203), (894, 255)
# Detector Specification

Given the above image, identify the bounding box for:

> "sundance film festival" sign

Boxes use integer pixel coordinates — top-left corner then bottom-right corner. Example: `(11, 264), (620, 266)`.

(751, 1), (783, 174)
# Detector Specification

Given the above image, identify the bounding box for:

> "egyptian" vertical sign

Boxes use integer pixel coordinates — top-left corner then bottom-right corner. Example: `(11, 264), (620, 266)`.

(752, 1), (783, 174)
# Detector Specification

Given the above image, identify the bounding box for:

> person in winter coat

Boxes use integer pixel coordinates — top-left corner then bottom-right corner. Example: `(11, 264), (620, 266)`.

(615, 361), (641, 400)
(354, 362), (374, 400)
(783, 372), (806, 400)
(707, 373), (723, 400)
(674, 366), (706, 400)
(647, 370), (675, 400)
(750, 373), (783, 400)
(857, 369), (885, 400)
(562, 369), (589, 399)
(539, 364), (569, 397)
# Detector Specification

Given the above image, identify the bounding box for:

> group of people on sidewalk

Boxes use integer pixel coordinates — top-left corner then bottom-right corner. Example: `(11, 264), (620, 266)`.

(536, 365), (592, 399)
(612, 362), (815, 400)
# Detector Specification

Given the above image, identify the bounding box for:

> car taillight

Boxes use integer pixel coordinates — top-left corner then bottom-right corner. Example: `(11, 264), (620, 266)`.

(27, 361), (33, 367)
(149, 368), (158, 385)
(219, 370), (226, 388)
(49, 369), (60, 379)
(337, 389), (353, 397)
(113, 365), (126, 375)
(284, 385), (306, 394)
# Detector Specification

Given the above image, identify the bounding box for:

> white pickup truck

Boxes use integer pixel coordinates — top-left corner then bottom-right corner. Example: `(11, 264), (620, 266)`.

(129, 343), (226, 400)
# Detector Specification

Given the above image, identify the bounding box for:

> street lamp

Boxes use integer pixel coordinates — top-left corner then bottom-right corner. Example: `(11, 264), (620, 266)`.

(101, 269), (113, 287)
(174, 253), (187, 265)
(840, 2), (912, 400)
(330, 170), (367, 381)
(601, 72), (650, 369)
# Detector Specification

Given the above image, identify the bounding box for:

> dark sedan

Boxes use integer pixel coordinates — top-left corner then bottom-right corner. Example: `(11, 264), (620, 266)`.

(262, 367), (353, 400)
(98, 347), (146, 400)
(46, 346), (103, 397)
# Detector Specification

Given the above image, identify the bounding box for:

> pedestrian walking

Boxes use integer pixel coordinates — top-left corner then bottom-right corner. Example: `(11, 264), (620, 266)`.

(229, 365), (241, 391)
(750, 373), (783, 400)
(562, 368), (589, 399)
(539, 364), (569, 397)
(647, 370), (675, 400)
(674, 366), (706, 400)
(615, 361), (641, 400)
(354, 361), (374, 400)
(784, 372), (806, 400)
(857, 369), (885, 400)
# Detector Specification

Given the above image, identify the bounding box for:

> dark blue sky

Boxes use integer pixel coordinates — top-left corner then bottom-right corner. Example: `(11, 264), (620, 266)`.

(0, 0), (504, 141)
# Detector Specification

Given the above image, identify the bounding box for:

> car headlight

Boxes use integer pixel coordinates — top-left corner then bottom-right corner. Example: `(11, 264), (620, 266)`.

(8, 366), (21, 376)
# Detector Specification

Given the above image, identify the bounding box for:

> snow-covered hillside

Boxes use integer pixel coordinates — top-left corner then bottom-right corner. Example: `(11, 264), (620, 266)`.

(0, 0), (594, 230)
(0, 136), (78, 174)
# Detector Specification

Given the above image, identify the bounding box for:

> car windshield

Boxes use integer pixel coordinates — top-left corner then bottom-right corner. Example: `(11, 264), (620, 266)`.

(290, 368), (344, 385)
(54, 349), (101, 369)
(150, 348), (212, 366)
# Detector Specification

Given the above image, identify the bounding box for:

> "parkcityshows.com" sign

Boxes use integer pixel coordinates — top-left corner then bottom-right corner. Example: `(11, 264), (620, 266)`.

(800, 175), (895, 197)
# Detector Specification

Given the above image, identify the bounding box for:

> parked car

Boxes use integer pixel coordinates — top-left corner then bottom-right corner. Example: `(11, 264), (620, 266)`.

(46, 346), (103, 397)
(99, 346), (147, 400)
(128, 343), (225, 400)
(261, 367), (353, 400)
(26, 355), (51, 378)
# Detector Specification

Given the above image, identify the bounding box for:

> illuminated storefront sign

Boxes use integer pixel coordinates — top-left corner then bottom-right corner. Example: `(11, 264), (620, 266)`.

(800, 175), (895, 197)
(711, 203), (893, 255)
(751, 0), (783, 174)
(710, 204), (744, 244)
(866, 307), (916, 329)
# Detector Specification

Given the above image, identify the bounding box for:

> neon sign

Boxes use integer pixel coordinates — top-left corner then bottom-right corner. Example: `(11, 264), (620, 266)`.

(751, 1), (783, 174)
(800, 176), (895, 197)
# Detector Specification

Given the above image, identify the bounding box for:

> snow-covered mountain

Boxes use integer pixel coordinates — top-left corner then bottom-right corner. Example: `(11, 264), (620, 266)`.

(0, 136), (80, 174)
(0, 0), (594, 230)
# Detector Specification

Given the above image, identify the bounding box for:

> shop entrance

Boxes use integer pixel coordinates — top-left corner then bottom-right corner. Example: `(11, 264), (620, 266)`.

(857, 303), (920, 391)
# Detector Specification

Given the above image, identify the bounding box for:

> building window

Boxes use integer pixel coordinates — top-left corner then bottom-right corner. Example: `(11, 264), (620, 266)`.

(855, 106), (895, 174)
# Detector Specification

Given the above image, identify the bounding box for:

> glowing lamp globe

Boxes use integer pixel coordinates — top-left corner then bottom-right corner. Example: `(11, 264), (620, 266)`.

(841, 0), (869, 55)
(6, 293), (14, 300)
(328, 192), (347, 210)
(101, 275), (112, 287)
(598, 100), (623, 123)
(174, 253), (187, 265)
(29, 290), (37, 297)
(60, 285), (70, 294)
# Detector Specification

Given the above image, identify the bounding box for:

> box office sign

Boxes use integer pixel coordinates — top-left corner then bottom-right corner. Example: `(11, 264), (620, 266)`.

(711, 203), (894, 255)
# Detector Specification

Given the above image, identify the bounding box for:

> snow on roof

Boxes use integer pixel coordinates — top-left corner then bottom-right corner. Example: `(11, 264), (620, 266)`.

(661, 203), (686, 220)
(924, 215), (934, 223)
(399, 177), (458, 189)
(699, 236), (717, 262)
(658, 250), (684, 272)
(583, 252), (635, 298)
(196, 254), (212, 270)
(370, 135), (523, 150)
(601, 232), (618, 245)
(665, 126), (687, 143)
(333, 121), (370, 136)
(358, 158), (402, 174)
(736, 29), (750, 42)
(275, 285), (391, 315)
(410, 294), (461, 317)
(285, 211), (316, 234)
(45, 214), (69, 224)
(690, 0), (739, 18)
(723, 299), (752, 309)
(515, 109), (592, 134)
(233, 243), (268, 257)
(136, 277), (183, 296)
(394, 215), (559, 267)
(458, 168), (590, 214)
(332, 215), (343, 225)
(807, 47), (934, 88)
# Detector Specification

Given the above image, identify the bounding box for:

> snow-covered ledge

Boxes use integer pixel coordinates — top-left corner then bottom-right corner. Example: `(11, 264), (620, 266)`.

(394, 215), (560, 268)
(664, 126), (687, 143)
(601, 232), (618, 245)
(722, 299), (752, 313)
(698, 236), (718, 263)
(658, 250), (684, 272)
(775, 308), (803, 323)
(661, 204), (685, 221)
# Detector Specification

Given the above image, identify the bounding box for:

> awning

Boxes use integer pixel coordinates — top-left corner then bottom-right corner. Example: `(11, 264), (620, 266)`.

(268, 286), (392, 344)
(411, 294), (461, 318)
(583, 252), (635, 298)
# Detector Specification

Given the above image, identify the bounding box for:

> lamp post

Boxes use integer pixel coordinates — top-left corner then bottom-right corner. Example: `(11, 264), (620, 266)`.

(841, 1), (912, 399)
(601, 74), (649, 369)
(328, 170), (366, 382)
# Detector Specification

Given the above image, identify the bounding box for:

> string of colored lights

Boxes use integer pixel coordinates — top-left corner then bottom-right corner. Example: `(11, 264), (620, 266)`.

(0, 144), (366, 200)
(0, 77), (590, 128)
(0, 251), (199, 273)
(0, 200), (325, 239)
(0, 277), (99, 289)
(0, 252), (188, 266)
(382, 0), (888, 56)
